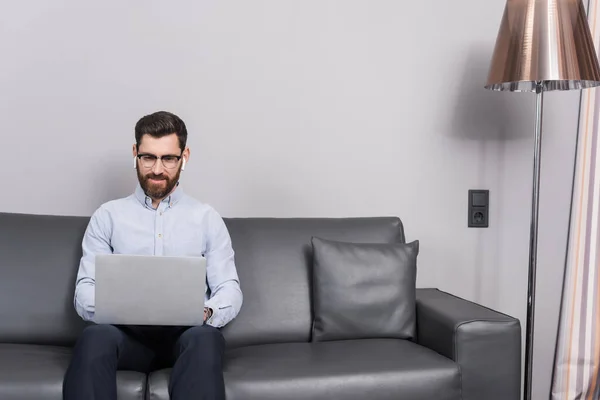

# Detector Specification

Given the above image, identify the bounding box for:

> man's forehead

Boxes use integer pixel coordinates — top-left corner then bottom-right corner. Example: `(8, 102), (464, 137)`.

(138, 134), (181, 154)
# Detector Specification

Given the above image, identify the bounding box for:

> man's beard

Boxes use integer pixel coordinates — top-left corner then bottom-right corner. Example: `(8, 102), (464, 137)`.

(137, 167), (181, 200)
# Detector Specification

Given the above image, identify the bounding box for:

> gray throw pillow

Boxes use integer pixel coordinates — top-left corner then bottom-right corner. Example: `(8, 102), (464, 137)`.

(311, 236), (419, 342)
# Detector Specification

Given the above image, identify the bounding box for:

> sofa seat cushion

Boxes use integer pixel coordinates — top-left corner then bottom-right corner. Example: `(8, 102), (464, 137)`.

(0, 344), (146, 400)
(147, 338), (461, 400)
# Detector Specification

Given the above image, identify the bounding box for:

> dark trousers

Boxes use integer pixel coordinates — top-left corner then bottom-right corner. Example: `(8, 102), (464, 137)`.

(63, 324), (225, 400)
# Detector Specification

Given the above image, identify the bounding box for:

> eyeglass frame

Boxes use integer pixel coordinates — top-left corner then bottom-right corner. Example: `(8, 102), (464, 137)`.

(136, 152), (184, 169)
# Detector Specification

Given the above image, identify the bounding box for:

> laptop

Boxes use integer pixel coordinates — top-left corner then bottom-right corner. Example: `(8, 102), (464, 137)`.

(94, 254), (207, 326)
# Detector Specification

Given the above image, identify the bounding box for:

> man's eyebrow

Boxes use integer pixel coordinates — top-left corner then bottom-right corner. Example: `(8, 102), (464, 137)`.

(138, 152), (181, 157)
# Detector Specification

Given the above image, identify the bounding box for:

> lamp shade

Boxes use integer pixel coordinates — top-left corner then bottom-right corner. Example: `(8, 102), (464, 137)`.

(485, 0), (600, 92)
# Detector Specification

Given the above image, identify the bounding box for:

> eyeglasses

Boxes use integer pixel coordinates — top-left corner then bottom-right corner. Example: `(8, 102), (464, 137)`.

(137, 153), (182, 169)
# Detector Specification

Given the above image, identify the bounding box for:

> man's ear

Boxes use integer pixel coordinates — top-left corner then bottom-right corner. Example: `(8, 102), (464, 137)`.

(132, 143), (137, 157)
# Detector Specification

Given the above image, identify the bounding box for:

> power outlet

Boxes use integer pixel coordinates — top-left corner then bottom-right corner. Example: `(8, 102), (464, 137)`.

(468, 190), (489, 228)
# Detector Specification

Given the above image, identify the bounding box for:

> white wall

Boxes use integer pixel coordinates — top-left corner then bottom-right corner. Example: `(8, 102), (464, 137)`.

(0, 1), (582, 398)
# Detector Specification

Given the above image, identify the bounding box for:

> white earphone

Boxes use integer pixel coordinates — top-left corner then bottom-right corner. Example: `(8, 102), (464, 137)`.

(182, 158), (186, 171)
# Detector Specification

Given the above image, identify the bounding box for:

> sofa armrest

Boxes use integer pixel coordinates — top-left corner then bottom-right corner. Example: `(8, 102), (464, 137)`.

(416, 288), (521, 400)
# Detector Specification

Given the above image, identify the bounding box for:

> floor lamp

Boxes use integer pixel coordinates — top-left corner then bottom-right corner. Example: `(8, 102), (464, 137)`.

(484, 0), (600, 399)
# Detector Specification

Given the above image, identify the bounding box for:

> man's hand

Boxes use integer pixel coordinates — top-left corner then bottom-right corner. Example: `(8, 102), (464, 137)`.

(204, 307), (213, 322)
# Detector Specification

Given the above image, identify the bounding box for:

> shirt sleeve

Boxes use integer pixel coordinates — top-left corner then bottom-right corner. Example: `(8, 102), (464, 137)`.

(203, 208), (243, 328)
(74, 206), (113, 322)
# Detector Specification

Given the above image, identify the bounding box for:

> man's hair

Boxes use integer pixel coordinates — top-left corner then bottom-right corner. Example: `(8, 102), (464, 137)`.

(135, 111), (188, 152)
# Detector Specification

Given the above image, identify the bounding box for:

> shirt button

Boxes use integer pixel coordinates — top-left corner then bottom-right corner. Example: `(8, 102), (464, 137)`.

(160, 212), (163, 216)
(158, 234), (162, 238)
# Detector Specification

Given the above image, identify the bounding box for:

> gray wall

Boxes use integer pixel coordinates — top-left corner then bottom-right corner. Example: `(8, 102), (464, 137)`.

(0, 1), (582, 398)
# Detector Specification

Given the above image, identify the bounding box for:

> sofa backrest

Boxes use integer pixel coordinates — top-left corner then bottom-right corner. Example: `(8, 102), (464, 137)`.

(220, 217), (405, 348)
(0, 212), (89, 346)
(0, 212), (405, 348)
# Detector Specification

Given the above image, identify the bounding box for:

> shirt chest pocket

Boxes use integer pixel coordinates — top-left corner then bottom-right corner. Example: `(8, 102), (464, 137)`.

(165, 232), (206, 257)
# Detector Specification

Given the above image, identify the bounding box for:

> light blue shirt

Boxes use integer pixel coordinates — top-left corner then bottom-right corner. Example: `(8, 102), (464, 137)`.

(74, 183), (243, 328)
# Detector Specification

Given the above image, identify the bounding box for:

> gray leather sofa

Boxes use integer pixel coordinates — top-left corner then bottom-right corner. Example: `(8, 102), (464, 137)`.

(0, 212), (521, 400)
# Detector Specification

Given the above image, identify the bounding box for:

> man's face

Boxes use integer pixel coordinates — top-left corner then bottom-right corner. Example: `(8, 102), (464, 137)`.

(133, 134), (189, 200)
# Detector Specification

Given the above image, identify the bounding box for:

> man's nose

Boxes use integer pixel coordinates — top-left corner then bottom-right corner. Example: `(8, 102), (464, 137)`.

(152, 159), (165, 175)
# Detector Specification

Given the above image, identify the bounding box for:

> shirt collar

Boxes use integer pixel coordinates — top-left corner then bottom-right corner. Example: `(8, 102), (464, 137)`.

(134, 181), (184, 209)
